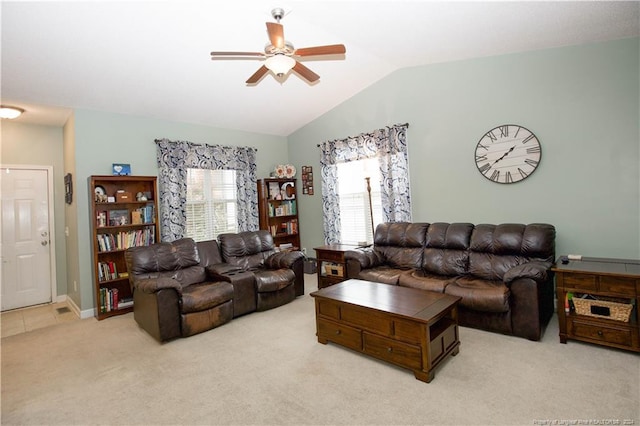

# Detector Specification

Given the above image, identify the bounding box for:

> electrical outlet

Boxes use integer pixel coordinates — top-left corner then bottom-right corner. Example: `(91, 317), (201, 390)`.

(302, 248), (307, 255)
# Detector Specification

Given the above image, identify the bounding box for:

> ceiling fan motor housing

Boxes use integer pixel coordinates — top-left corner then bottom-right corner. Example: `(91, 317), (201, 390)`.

(271, 8), (285, 22)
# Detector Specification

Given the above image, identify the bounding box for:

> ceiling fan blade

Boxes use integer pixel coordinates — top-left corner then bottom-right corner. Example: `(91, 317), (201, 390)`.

(294, 44), (346, 57)
(292, 61), (320, 83)
(266, 22), (285, 49)
(211, 51), (265, 58)
(246, 65), (269, 84)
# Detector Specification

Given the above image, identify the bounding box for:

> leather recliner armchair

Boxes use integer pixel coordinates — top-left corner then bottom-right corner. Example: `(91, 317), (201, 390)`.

(124, 238), (234, 342)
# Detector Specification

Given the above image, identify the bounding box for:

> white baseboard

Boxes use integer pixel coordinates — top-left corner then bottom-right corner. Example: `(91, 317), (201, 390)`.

(62, 295), (94, 319)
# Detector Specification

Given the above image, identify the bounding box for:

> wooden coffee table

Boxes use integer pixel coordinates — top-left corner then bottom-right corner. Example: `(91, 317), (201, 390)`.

(310, 279), (461, 383)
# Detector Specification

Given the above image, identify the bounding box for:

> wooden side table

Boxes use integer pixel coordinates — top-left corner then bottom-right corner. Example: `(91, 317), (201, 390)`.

(313, 244), (359, 289)
(552, 256), (640, 352)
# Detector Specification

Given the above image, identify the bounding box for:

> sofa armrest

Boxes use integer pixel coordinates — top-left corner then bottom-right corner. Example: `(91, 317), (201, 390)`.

(345, 247), (384, 278)
(133, 277), (182, 295)
(345, 247), (383, 269)
(265, 250), (305, 269)
(503, 261), (552, 284)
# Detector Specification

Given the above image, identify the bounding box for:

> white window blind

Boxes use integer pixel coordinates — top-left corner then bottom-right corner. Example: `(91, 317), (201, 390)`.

(337, 158), (382, 245)
(185, 168), (238, 241)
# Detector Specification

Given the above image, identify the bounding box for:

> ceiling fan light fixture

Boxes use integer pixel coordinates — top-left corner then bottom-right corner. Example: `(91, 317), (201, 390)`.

(265, 54), (295, 76)
(0, 105), (25, 119)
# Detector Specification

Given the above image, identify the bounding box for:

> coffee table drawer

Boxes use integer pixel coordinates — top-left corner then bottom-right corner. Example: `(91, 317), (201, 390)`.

(363, 332), (422, 370)
(317, 318), (362, 351)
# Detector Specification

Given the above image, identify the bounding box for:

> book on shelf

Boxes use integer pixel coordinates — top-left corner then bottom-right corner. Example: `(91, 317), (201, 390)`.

(96, 227), (156, 252)
(99, 287), (120, 313)
(270, 200), (297, 217)
(97, 261), (118, 282)
(131, 210), (142, 224)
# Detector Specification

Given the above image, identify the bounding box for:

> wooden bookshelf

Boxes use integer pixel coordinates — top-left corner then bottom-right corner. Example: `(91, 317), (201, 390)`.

(257, 178), (300, 250)
(89, 175), (160, 320)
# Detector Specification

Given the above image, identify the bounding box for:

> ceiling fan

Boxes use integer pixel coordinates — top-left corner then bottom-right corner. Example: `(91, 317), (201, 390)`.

(210, 8), (346, 85)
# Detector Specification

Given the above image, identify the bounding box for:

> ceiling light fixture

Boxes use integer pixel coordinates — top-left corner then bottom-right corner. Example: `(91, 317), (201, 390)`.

(264, 54), (295, 77)
(0, 106), (25, 119)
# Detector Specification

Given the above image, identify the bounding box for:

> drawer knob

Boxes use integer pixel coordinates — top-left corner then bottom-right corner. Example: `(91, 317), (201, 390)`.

(335, 330), (341, 335)
(387, 347), (393, 353)
(597, 330), (603, 336)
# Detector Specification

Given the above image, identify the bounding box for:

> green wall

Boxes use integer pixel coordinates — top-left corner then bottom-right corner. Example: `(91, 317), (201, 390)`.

(71, 110), (288, 315)
(0, 122), (68, 299)
(289, 37), (640, 260)
(3, 37), (638, 315)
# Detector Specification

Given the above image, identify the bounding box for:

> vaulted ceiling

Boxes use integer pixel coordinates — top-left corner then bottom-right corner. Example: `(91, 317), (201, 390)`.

(2, 1), (638, 136)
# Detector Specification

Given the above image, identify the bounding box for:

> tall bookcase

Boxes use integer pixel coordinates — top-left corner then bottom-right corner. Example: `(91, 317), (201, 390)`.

(89, 175), (160, 320)
(257, 178), (300, 250)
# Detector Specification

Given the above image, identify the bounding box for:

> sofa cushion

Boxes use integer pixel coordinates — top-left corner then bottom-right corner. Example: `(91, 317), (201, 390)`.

(219, 231), (275, 270)
(398, 270), (454, 293)
(180, 281), (233, 314)
(469, 224), (556, 281)
(445, 277), (510, 313)
(127, 238), (200, 274)
(196, 239), (223, 267)
(374, 222), (428, 269)
(357, 266), (411, 285)
(254, 269), (295, 293)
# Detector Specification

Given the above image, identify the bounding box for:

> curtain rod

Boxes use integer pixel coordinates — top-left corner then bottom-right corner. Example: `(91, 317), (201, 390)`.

(316, 123), (409, 147)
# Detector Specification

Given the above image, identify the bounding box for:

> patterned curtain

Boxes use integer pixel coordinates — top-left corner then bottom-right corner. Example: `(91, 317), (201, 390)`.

(155, 138), (258, 242)
(319, 123), (411, 244)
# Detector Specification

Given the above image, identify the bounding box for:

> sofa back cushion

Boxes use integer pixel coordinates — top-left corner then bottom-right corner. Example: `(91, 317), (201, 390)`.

(218, 230), (276, 270)
(125, 238), (204, 285)
(469, 223), (556, 281)
(422, 223), (473, 276)
(196, 239), (223, 267)
(373, 222), (428, 269)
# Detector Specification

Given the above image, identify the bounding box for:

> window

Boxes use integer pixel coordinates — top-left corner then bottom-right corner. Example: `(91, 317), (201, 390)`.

(185, 168), (237, 241)
(337, 158), (382, 245)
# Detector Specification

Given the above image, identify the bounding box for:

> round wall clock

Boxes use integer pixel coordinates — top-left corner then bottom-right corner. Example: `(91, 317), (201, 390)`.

(474, 124), (541, 184)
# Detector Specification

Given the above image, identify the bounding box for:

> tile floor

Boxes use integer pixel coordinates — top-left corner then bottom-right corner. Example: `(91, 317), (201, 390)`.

(1, 301), (79, 338)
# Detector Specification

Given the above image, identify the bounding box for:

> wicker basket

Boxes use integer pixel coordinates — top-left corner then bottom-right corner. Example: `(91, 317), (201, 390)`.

(324, 264), (344, 277)
(572, 297), (633, 322)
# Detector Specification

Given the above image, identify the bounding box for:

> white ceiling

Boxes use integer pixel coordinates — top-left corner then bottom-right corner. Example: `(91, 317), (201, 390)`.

(2, 1), (638, 136)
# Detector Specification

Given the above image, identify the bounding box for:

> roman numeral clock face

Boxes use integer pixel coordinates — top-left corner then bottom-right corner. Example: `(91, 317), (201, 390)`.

(474, 124), (541, 184)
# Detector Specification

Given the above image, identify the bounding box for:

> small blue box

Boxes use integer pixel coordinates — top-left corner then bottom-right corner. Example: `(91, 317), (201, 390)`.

(112, 163), (131, 176)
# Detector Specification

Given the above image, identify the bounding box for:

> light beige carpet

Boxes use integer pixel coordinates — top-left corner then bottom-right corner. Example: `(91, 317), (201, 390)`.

(2, 276), (639, 425)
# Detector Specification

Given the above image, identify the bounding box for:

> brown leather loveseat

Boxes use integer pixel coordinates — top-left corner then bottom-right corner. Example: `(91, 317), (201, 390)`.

(345, 222), (556, 341)
(125, 230), (304, 342)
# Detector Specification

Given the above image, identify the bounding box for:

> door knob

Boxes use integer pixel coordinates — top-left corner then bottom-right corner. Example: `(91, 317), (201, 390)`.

(41, 240), (48, 246)
(41, 231), (48, 237)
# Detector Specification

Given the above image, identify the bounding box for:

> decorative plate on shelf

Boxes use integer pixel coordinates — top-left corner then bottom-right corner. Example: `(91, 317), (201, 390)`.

(284, 164), (296, 178)
(275, 164), (285, 178)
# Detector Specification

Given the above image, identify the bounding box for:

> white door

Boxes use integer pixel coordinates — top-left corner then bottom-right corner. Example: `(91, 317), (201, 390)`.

(1, 167), (53, 311)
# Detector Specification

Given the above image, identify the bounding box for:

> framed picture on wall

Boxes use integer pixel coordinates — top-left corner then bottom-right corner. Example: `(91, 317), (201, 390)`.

(64, 173), (73, 204)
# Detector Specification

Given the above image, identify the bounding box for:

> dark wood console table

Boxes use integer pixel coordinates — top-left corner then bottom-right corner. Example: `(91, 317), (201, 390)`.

(553, 257), (640, 352)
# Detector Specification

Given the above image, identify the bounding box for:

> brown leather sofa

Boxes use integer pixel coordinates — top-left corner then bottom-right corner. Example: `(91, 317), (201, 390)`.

(345, 222), (556, 341)
(124, 231), (305, 342)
